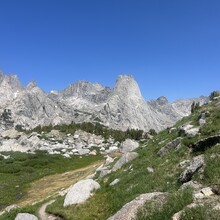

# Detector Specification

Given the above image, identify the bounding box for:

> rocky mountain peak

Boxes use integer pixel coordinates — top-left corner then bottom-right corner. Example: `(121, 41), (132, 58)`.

(156, 96), (169, 105)
(113, 75), (144, 101)
(60, 80), (112, 104)
(26, 80), (37, 90)
(0, 72), (23, 91)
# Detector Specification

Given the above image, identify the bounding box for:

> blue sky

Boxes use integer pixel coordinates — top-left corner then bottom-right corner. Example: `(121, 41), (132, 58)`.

(0, 0), (220, 101)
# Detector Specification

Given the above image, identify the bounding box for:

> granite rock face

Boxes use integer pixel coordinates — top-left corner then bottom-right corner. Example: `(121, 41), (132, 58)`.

(0, 72), (207, 132)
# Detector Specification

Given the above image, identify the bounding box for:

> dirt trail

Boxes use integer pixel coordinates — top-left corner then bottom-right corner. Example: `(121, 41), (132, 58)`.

(18, 160), (102, 207)
(38, 200), (62, 220)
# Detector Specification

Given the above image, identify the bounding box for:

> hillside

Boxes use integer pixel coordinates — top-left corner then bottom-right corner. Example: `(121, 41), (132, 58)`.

(1, 93), (220, 219)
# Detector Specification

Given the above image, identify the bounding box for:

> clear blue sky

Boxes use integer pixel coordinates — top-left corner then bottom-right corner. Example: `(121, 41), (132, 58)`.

(0, 0), (220, 101)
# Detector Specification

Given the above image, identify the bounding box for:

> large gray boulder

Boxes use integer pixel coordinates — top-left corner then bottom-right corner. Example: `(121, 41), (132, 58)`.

(15, 213), (38, 220)
(120, 139), (139, 153)
(112, 152), (139, 171)
(64, 179), (100, 207)
(179, 155), (205, 183)
(107, 192), (166, 220)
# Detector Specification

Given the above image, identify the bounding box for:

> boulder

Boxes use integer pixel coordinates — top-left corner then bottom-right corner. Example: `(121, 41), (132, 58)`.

(110, 179), (120, 186)
(15, 213), (38, 220)
(107, 192), (166, 220)
(199, 118), (206, 126)
(191, 135), (220, 152)
(157, 137), (182, 156)
(120, 139), (139, 153)
(1, 129), (21, 139)
(147, 167), (154, 173)
(179, 124), (199, 137)
(179, 155), (205, 183)
(112, 152), (139, 171)
(78, 149), (90, 155)
(64, 179), (100, 207)
(99, 168), (111, 178)
(104, 155), (114, 166)
(105, 146), (119, 154)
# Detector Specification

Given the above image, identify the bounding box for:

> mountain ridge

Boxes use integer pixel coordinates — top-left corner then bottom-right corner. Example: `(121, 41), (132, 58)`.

(0, 72), (207, 132)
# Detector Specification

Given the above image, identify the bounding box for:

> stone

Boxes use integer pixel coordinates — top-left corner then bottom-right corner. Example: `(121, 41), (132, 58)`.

(169, 127), (177, 133)
(120, 139), (139, 153)
(110, 179), (120, 186)
(105, 146), (119, 154)
(107, 192), (166, 220)
(201, 187), (214, 197)
(104, 155), (114, 166)
(99, 168), (111, 178)
(172, 211), (182, 220)
(179, 124), (199, 137)
(5, 204), (20, 212)
(157, 137), (182, 156)
(15, 213), (38, 220)
(199, 118), (206, 126)
(112, 152), (139, 171)
(181, 181), (202, 190)
(147, 167), (154, 173)
(78, 149), (90, 155)
(64, 179), (100, 207)
(89, 150), (97, 155)
(63, 153), (71, 158)
(179, 155), (205, 183)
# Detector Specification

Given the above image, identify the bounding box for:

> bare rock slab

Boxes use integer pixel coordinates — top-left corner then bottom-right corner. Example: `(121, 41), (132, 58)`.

(107, 192), (166, 220)
(63, 179), (100, 207)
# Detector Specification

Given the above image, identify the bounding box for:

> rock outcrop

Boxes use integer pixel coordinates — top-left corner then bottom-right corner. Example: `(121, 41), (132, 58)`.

(179, 155), (205, 183)
(191, 135), (220, 152)
(107, 192), (166, 220)
(157, 137), (182, 156)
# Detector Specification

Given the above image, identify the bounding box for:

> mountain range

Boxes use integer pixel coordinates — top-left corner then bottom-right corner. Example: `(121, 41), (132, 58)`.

(0, 71), (207, 132)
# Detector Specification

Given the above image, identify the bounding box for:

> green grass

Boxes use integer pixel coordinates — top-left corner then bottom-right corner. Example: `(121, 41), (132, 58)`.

(181, 205), (220, 220)
(0, 151), (103, 210)
(47, 130), (192, 219)
(47, 100), (220, 219)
